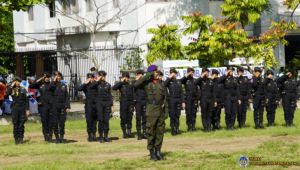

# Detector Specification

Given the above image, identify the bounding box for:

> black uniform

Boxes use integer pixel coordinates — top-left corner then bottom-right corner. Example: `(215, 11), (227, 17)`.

(164, 76), (185, 135)
(252, 75), (266, 129)
(89, 78), (113, 143)
(213, 79), (224, 129)
(237, 76), (251, 128)
(29, 78), (54, 142)
(78, 80), (98, 141)
(277, 72), (299, 126)
(113, 78), (135, 138)
(50, 81), (70, 143)
(218, 72), (240, 130)
(264, 76), (280, 126)
(6, 86), (29, 144)
(180, 72), (200, 131)
(132, 78), (147, 140)
(195, 75), (216, 132)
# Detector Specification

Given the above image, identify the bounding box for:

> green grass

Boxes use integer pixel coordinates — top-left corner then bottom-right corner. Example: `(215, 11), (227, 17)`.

(0, 108), (300, 169)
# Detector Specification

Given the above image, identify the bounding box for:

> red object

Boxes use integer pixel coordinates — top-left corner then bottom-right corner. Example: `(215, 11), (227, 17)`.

(151, 78), (157, 84)
(0, 84), (7, 100)
(94, 75), (97, 80)
(28, 87), (36, 99)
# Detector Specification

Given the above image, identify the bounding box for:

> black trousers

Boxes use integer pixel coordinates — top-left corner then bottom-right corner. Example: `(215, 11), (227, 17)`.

(200, 97), (213, 128)
(168, 98), (182, 128)
(85, 103), (97, 133)
(135, 100), (147, 131)
(52, 103), (67, 135)
(96, 101), (111, 133)
(282, 93), (296, 121)
(185, 97), (198, 125)
(12, 106), (26, 138)
(213, 100), (222, 125)
(39, 103), (53, 136)
(224, 96), (238, 125)
(238, 95), (248, 123)
(120, 100), (134, 130)
(266, 94), (277, 123)
(253, 95), (265, 123)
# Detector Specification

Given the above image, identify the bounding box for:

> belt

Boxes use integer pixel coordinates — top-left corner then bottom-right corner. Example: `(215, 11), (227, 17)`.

(54, 100), (65, 103)
(148, 100), (163, 105)
(98, 98), (109, 101)
(225, 94), (236, 97)
(170, 94), (181, 98)
(201, 95), (212, 99)
(86, 100), (97, 103)
(240, 92), (247, 96)
(14, 103), (24, 107)
(137, 97), (147, 100)
(121, 98), (133, 101)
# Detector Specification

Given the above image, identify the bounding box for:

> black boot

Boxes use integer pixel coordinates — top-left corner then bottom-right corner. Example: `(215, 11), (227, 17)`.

(259, 122), (265, 129)
(207, 125), (211, 132)
(272, 120), (276, 126)
(127, 129), (135, 138)
(188, 124), (192, 132)
(239, 121), (242, 128)
(60, 135), (66, 144)
(171, 127), (176, 136)
(55, 134), (60, 144)
(88, 133), (93, 142)
(19, 138), (24, 144)
(242, 121), (246, 128)
(104, 132), (112, 142)
(142, 129), (147, 139)
(192, 124), (197, 131)
(255, 122), (259, 129)
(99, 132), (104, 143)
(44, 134), (48, 142)
(137, 130), (142, 140)
(92, 132), (98, 142)
(216, 122), (220, 130)
(290, 120), (294, 126)
(231, 124), (234, 130)
(149, 149), (158, 161)
(123, 129), (128, 139)
(48, 134), (53, 143)
(176, 127), (182, 135)
(226, 124), (230, 130)
(155, 148), (167, 160)
(15, 138), (19, 145)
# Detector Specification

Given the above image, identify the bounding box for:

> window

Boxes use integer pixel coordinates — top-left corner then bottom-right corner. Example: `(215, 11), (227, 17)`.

(63, 0), (71, 14)
(63, 0), (79, 14)
(49, 2), (56, 17)
(71, 0), (79, 14)
(27, 6), (34, 21)
(86, 0), (93, 11)
(146, 0), (171, 2)
(113, 0), (119, 7)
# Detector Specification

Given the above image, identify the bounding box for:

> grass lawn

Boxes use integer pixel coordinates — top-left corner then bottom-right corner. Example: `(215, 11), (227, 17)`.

(0, 108), (299, 169)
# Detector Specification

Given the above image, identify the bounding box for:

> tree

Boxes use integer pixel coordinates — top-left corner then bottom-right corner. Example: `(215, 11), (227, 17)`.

(146, 24), (183, 66)
(0, 0), (50, 33)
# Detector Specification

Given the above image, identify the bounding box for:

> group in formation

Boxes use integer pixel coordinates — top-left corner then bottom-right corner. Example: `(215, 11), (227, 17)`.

(7, 65), (298, 161)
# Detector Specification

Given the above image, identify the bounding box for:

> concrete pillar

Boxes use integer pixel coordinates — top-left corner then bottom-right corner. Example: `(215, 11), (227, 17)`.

(35, 53), (44, 77)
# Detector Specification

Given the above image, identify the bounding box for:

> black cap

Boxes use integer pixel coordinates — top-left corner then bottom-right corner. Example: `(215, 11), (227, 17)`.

(254, 67), (262, 73)
(227, 66), (234, 71)
(237, 67), (244, 72)
(170, 69), (178, 74)
(158, 70), (164, 76)
(122, 72), (130, 78)
(285, 68), (293, 73)
(90, 67), (96, 71)
(187, 68), (195, 72)
(13, 76), (22, 82)
(21, 75), (26, 80)
(87, 73), (94, 78)
(42, 72), (51, 77)
(202, 68), (209, 72)
(136, 69), (144, 75)
(266, 70), (274, 75)
(98, 70), (107, 76)
(53, 71), (62, 76)
(212, 69), (219, 75)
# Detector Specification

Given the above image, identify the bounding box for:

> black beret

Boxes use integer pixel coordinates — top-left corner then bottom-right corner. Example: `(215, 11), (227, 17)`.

(266, 70), (274, 75)
(42, 72), (51, 77)
(254, 67), (262, 73)
(202, 68), (209, 72)
(136, 69), (144, 75)
(90, 67), (96, 71)
(237, 67), (244, 72)
(158, 70), (164, 76)
(87, 73), (94, 78)
(98, 70), (107, 76)
(227, 66), (235, 71)
(54, 71), (62, 76)
(122, 72), (130, 78)
(285, 68), (293, 73)
(212, 69), (219, 75)
(170, 69), (178, 74)
(21, 75), (26, 80)
(187, 67), (195, 72)
(13, 76), (22, 82)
